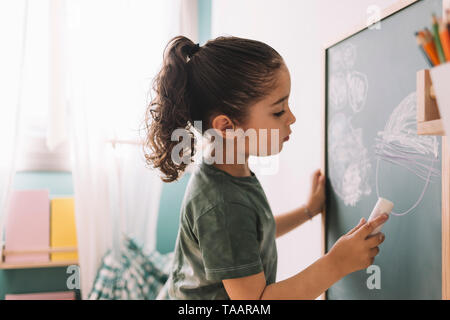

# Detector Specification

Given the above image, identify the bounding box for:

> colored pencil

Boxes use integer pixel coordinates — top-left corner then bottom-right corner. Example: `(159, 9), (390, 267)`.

(432, 14), (446, 63)
(446, 9), (450, 35)
(439, 18), (450, 61)
(422, 29), (441, 66)
(415, 31), (434, 66)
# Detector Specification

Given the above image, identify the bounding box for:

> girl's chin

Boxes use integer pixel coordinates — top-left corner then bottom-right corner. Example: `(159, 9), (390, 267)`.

(255, 149), (283, 157)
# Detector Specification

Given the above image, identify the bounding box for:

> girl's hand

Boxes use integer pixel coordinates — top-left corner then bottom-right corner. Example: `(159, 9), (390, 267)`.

(306, 169), (325, 216)
(327, 215), (388, 277)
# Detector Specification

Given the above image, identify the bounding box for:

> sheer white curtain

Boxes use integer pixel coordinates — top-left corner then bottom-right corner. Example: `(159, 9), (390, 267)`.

(64, 0), (198, 299)
(0, 0), (29, 260)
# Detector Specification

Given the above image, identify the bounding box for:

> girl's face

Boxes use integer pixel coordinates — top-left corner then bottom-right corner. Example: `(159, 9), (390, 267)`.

(238, 64), (296, 157)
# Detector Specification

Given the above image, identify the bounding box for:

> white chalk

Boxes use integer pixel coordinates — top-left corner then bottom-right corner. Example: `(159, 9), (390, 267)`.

(367, 197), (394, 236)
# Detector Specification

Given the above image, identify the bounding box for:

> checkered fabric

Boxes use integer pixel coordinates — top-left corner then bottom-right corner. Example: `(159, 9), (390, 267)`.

(88, 236), (174, 300)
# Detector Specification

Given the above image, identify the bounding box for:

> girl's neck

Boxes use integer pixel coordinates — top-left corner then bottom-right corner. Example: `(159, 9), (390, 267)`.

(212, 162), (252, 177)
(207, 140), (252, 177)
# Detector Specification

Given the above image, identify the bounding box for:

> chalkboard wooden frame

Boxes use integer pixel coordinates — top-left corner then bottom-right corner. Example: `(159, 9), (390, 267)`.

(321, 0), (450, 300)
(442, 136), (450, 299)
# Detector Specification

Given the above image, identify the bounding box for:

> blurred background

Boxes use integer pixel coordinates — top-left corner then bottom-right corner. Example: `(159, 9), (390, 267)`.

(0, 0), (396, 300)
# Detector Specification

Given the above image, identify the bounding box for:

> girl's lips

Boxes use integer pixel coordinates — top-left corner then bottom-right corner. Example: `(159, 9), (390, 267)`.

(283, 135), (290, 141)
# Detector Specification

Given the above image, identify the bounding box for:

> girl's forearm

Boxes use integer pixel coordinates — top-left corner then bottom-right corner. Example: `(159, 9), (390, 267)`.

(274, 206), (311, 238)
(259, 252), (345, 300)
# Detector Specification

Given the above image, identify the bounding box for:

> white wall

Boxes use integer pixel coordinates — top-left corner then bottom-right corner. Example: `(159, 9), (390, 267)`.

(211, 0), (395, 287)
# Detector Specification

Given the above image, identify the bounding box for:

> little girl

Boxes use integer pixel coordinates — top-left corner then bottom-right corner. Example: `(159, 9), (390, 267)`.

(144, 35), (388, 300)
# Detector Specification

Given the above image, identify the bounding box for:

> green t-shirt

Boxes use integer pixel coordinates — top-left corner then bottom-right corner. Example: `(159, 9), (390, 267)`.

(163, 160), (278, 300)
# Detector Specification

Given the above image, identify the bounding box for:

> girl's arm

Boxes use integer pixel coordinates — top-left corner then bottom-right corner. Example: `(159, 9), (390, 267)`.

(261, 252), (343, 299)
(223, 252), (342, 300)
(275, 169), (325, 238)
(274, 206), (313, 238)
(223, 214), (388, 300)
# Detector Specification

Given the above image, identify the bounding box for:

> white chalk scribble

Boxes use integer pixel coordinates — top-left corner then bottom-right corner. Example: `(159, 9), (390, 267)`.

(342, 43), (357, 70)
(329, 43), (369, 114)
(347, 71), (369, 113)
(375, 92), (440, 216)
(329, 113), (372, 206)
(330, 46), (344, 73)
(329, 73), (348, 110)
(330, 43), (357, 72)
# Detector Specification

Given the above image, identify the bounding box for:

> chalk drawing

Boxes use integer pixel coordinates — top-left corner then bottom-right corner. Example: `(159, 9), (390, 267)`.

(375, 92), (440, 216)
(330, 46), (344, 72)
(342, 43), (357, 70)
(330, 43), (357, 72)
(347, 71), (369, 113)
(328, 42), (372, 206)
(329, 73), (347, 110)
(329, 43), (368, 114)
(329, 113), (372, 206)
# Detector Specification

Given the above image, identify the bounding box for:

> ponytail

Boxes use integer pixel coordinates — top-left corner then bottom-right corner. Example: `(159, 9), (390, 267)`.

(144, 36), (199, 182)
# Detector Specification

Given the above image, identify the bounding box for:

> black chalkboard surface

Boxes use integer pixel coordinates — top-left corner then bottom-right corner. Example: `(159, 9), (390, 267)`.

(325, 0), (443, 299)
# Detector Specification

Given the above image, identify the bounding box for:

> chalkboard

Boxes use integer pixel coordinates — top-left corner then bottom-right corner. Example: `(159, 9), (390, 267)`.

(325, 0), (443, 299)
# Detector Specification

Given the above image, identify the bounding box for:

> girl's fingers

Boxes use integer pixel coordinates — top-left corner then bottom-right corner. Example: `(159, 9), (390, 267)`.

(347, 218), (366, 235)
(311, 171), (318, 187)
(355, 214), (389, 240)
(369, 247), (380, 258)
(318, 174), (325, 189)
(312, 169), (321, 188)
(366, 233), (385, 248)
(315, 172), (325, 192)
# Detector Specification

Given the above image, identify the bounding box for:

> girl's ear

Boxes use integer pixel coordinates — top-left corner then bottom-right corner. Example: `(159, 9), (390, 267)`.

(211, 114), (235, 139)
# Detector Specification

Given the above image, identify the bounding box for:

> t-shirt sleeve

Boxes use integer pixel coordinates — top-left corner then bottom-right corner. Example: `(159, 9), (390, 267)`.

(193, 202), (263, 281)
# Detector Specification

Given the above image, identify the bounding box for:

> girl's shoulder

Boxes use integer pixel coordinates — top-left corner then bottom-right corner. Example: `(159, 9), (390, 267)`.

(181, 162), (259, 222)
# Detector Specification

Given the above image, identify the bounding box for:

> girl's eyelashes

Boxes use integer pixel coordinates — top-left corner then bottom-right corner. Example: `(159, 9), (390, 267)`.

(273, 110), (285, 117)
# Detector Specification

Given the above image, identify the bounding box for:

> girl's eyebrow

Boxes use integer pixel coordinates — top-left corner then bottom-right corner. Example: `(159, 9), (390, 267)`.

(270, 95), (289, 107)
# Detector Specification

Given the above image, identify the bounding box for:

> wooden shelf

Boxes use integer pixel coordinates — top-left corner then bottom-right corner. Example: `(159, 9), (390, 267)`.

(417, 69), (445, 136)
(417, 119), (445, 135)
(1, 246), (78, 270)
(0, 260), (78, 270)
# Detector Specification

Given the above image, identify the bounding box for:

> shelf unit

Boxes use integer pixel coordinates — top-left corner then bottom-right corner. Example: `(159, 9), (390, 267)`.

(412, 0), (450, 301)
(0, 246), (78, 270)
(416, 56), (450, 300)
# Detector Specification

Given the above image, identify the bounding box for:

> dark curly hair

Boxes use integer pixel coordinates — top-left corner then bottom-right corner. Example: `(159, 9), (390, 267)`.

(143, 35), (284, 182)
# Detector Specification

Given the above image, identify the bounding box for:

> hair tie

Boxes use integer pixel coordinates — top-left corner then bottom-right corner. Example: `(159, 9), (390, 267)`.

(188, 43), (200, 57)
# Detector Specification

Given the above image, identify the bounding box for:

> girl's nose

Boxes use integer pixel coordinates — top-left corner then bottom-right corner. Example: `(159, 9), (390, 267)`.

(287, 108), (296, 125)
